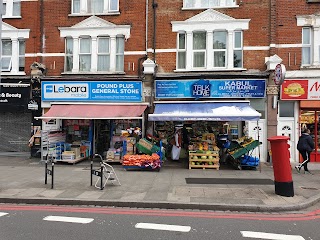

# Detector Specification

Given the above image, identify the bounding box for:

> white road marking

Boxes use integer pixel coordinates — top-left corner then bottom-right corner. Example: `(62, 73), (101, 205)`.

(0, 212), (8, 217)
(241, 231), (305, 240)
(43, 216), (94, 224)
(135, 222), (191, 232)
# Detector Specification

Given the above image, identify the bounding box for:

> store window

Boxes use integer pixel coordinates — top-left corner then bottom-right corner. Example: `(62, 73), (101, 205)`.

(183, 0), (237, 9)
(173, 9), (248, 71)
(279, 101), (294, 117)
(60, 16), (130, 74)
(2, 0), (21, 18)
(250, 98), (266, 119)
(297, 14), (320, 67)
(72, 0), (119, 15)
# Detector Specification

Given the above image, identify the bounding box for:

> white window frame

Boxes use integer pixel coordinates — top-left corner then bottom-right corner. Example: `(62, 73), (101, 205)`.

(115, 37), (124, 71)
(2, 0), (21, 18)
(302, 27), (312, 66)
(97, 37), (110, 71)
(192, 31), (207, 69)
(177, 33), (187, 69)
(71, 0), (119, 15)
(172, 9), (249, 71)
(297, 14), (320, 67)
(183, 0), (237, 9)
(65, 38), (74, 72)
(79, 37), (92, 72)
(212, 31), (227, 68)
(233, 31), (243, 68)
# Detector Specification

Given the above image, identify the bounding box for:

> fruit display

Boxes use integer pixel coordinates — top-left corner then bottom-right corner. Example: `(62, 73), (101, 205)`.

(188, 151), (219, 170)
(122, 153), (161, 169)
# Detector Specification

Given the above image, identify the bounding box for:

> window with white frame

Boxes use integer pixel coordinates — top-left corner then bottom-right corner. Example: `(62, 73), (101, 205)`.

(233, 31), (243, 68)
(183, 0), (237, 9)
(2, 40), (12, 71)
(177, 30), (243, 70)
(97, 37), (110, 71)
(60, 16), (130, 73)
(173, 9), (248, 71)
(302, 27), (311, 66)
(297, 14), (320, 67)
(72, 0), (119, 14)
(1, 39), (25, 72)
(2, 0), (21, 18)
(177, 33), (186, 69)
(64, 36), (124, 73)
(18, 40), (25, 71)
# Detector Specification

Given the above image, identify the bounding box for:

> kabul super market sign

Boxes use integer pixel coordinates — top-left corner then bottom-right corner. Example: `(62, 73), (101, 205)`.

(155, 79), (266, 99)
(42, 81), (143, 102)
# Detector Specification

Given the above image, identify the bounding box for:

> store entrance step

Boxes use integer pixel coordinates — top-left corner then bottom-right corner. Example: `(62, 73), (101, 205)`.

(185, 178), (274, 185)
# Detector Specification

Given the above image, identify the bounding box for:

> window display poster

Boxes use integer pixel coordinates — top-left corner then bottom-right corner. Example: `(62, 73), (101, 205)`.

(155, 79), (266, 99)
(281, 79), (320, 100)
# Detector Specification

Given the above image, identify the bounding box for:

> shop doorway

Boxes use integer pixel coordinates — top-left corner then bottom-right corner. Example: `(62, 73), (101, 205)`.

(300, 110), (320, 162)
(246, 120), (266, 162)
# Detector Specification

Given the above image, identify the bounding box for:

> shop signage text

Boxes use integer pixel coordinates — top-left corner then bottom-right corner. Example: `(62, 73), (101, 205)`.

(42, 81), (143, 102)
(0, 85), (30, 112)
(155, 79), (266, 99)
(280, 79), (320, 100)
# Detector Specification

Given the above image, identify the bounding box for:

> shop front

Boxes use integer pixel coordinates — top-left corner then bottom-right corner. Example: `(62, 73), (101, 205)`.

(38, 80), (148, 163)
(148, 79), (267, 169)
(281, 79), (320, 162)
(0, 84), (31, 153)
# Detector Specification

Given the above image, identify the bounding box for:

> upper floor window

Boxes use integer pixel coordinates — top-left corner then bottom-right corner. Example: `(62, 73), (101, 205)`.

(60, 16), (130, 74)
(172, 9), (248, 71)
(302, 27), (312, 66)
(183, 0), (237, 9)
(176, 30), (243, 70)
(297, 14), (320, 67)
(1, 39), (25, 72)
(2, 0), (21, 18)
(72, 0), (119, 15)
(65, 36), (124, 73)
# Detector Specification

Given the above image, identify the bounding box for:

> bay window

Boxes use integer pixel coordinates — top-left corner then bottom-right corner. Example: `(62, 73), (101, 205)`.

(98, 37), (110, 71)
(79, 37), (91, 71)
(172, 9), (249, 71)
(2, 40), (12, 71)
(116, 37), (124, 71)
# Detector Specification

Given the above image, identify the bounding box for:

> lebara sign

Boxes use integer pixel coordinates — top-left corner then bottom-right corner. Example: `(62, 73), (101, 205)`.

(42, 81), (143, 102)
(155, 79), (266, 99)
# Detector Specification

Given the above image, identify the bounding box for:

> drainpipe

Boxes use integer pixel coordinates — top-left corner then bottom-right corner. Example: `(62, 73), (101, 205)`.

(152, 0), (158, 62)
(40, 0), (44, 63)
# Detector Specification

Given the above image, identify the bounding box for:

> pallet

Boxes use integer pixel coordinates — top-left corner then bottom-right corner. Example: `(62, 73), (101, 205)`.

(188, 152), (220, 170)
(189, 164), (219, 170)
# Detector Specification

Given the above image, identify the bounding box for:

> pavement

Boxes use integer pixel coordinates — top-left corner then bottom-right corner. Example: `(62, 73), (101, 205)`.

(0, 154), (320, 212)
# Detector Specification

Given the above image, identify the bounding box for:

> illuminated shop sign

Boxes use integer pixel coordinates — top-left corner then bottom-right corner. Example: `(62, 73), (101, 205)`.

(42, 81), (143, 102)
(155, 79), (266, 99)
(281, 79), (320, 100)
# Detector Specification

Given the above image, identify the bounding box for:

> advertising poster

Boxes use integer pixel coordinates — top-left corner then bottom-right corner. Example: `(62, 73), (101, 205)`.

(281, 79), (320, 100)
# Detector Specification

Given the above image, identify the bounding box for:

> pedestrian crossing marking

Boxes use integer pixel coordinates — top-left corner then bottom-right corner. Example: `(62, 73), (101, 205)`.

(241, 231), (305, 240)
(135, 223), (191, 232)
(43, 216), (94, 224)
(0, 212), (8, 217)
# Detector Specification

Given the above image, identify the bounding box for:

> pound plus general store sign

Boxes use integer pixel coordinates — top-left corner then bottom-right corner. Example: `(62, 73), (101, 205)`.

(42, 81), (143, 102)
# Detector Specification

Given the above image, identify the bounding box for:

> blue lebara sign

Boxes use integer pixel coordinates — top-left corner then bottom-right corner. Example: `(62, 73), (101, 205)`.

(155, 79), (266, 99)
(42, 81), (143, 102)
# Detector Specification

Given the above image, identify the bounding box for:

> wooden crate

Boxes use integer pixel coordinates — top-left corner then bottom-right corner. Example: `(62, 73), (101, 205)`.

(189, 152), (220, 170)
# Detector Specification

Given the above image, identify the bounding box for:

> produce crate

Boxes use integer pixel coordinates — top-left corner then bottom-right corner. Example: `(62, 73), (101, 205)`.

(136, 138), (160, 155)
(188, 152), (219, 170)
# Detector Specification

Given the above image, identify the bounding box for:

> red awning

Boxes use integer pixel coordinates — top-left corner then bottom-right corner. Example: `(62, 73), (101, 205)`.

(39, 104), (147, 120)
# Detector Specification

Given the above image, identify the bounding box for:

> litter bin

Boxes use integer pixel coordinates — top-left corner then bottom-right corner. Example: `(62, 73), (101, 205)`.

(267, 136), (294, 197)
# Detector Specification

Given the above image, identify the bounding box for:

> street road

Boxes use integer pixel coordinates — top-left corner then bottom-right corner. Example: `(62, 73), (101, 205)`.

(0, 204), (319, 240)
